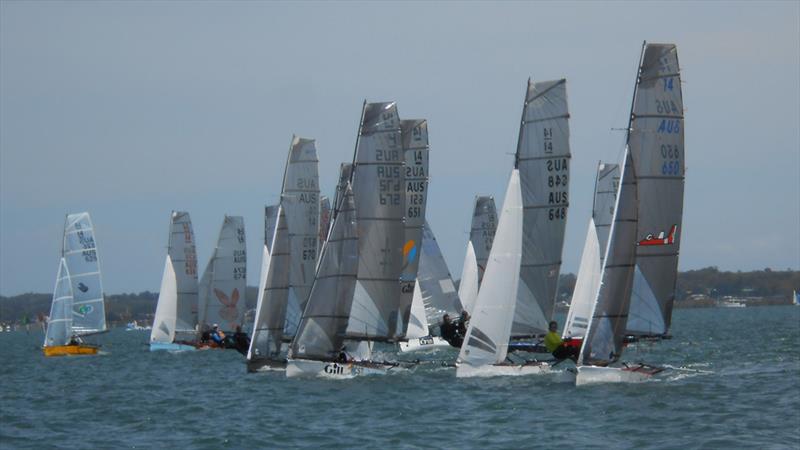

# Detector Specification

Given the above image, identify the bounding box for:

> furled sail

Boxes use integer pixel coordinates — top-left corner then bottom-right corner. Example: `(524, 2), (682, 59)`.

(626, 43), (685, 337)
(62, 212), (106, 335)
(290, 184), (359, 361)
(458, 170), (523, 367)
(469, 196), (497, 284)
(248, 205), (291, 360)
(44, 258), (74, 347)
(198, 215), (247, 332)
(579, 148), (638, 366)
(281, 136), (321, 337)
(346, 102), (407, 340)
(513, 78), (571, 337)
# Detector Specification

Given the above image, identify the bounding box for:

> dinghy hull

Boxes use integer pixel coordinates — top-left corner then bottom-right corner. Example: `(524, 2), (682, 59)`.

(398, 336), (451, 353)
(43, 344), (99, 357)
(575, 364), (659, 386)
(149, 342), (197, 352)
(286, 358), (405, 379)
(455, 361), (550, 378)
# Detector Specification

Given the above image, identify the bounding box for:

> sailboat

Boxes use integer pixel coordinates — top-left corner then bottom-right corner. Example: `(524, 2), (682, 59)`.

(575, 42), (684, 385)
(457, 196), (497, 315)
(793, 290), (799, 306)
(400, 222), (464, 352)
(43, 212), (107, 357)
(563, 162), (619, 341)
(150, 211), (201, 352)
(288, 101), (414, 378)
(198, 215), (247, 335)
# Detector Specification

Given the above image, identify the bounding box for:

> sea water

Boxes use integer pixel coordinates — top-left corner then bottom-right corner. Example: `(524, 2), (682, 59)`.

(1, 306), (798, 449)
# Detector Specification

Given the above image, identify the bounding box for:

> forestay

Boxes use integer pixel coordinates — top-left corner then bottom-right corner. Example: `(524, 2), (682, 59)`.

(458, 170), (523, 367)
(62, 213), (107, 335)
(626, 43), (685, 337)
(513, 79), (571, 337)
(198, 215), (247, 332)
(290, 184), (359, 361)
(469, 196), (497, 284)
(44, 258), (74, 347)
(248, 205), (291, 360)
(346, 102), (407, 340)
(281, 136), (321, 337)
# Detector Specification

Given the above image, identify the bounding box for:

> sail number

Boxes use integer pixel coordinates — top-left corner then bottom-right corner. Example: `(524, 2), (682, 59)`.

(655, 99), (680, 115)
(546, 157), (568, 221)
(661, 144), (680, 176)
(543, 127), (554, 154)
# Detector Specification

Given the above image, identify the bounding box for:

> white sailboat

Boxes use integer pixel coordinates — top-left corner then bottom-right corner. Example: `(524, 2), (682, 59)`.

(43, 212), (107, 356)
(198, 215), (247, 334)
(150, 211), (200, 352)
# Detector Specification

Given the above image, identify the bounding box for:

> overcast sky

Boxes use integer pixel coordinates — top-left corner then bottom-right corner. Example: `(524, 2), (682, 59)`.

(1, 1), (798, 296)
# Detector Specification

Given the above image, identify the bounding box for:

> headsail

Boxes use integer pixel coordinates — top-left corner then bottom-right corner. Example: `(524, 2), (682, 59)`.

(198, 215), (247, 332)
(248, 205), (291, 360)
(44, 258), (74, 347)
(457, 241), (480, 315)
(290, 184), (359, 361)
(626, 43), (685, 336)
(513, 78), (571, 337)
(458, 170), (523, 366)
(151, 256), (178, 344)
(346, 102), (407, 340)
(469, 196), (497, 284)
(62, 212), (106, 335)
(281, 136), (321, 337)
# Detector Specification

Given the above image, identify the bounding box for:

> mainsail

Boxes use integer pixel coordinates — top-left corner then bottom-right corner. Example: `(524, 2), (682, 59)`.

(281, 136), (321, 337)
(44, 258), (74, 347)
(198, 215), (247, 332)
(248, 204), (291, 360)
(563, 163), (618, 339)
(319, 196), (331, 251)
(400, 119), (430, 314)
(458, 170), (523, 367)
(346, 102), (407, 340)
(513, 78), (571, 337)
(151, 211), (199, 344)
(416, 222), (462, 325)
(264, 205), (279, 253)
(626, 43), (685, 337)
(469, 196), (497, 284)
(61, 212), (107, 335)
(290, 184), (359, 361)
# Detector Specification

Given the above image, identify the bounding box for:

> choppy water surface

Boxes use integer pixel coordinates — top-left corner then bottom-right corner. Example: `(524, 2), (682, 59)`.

(1, 306), (798, 449)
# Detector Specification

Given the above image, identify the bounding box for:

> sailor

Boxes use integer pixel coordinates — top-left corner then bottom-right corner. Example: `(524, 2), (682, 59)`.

(544, 321), (578, 362)
(440, 314), (462, 348)
(457, 310), (470, 337)
(210, 324), (226, 346)
(232, 325), (250, 356)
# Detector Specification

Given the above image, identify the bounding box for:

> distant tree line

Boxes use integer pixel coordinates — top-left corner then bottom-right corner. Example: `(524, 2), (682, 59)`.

(1, 268), (797, 324)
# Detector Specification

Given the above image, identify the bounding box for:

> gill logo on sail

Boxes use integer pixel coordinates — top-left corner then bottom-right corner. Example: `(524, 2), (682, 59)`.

(214, 288), (240, 323)
(636, 225), (677, 247)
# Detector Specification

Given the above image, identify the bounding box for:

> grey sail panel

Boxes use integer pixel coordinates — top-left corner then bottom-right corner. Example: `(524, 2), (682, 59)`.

(264, 205), (279, 253)
(627, 43), (684, 336)
(290, 184), (358, 361)
(44, 258), (73, 346)
(331, 163), (353, 223)
(62, 212), (106, 335)
(281, 136), (321, 337)
(347, 102), (407, 340)
(593, 163), (620, 261)
(318, 195), (331, 251)
(470, 196), (497, 284)
(198, 215), (247, 332)
(579, 148), (638, 366)
(417, 222), (462, 326)
(249, 205), (291, 359)
(513, 79), (571, 336)
(169, 211), (199, 338)
(400, 119), (430, 326)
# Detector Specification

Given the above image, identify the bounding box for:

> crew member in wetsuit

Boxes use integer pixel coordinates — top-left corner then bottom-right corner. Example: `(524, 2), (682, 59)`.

(544, 321), (579, 361)
(210, 324), (226, 346)
(457, 310), (470, 337)
(440, 314), (462, 348)
(232, 325), (250, 356)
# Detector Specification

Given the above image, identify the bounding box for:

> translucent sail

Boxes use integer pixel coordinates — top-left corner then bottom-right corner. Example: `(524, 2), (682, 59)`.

(290, 184), (359, 361)
(346, 102), (406, 340)
(563, 163), (618, 339)
(457, 241), (480, 315)
(281, 136), (321, 337)
(62, 212), (106, 335)
(151, 256), (178, 344)
(198, 215), (247, 332)
(416, 222), (462, 326)
(405, 282), (429, 340)
(626, 43), (685, 336)
(44, 258), (73, 347)
(167, 211), (199, 340)
(579, 148), (638, 366)
(319, 195), (331, 250)
(513, 78), (571, 337)
(458, 170), (523, 366)
(470, 196), (497, 284)
(264, 205), (279, 253)
(399, 119), (430, 329)
(331, 163), (353, 224)
(248, 205), (290, 360)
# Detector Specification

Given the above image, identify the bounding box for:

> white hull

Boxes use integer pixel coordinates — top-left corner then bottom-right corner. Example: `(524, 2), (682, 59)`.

(455, 361), (551, 378)
(286, 358), (406, 379)
(398, 336), (452, 353)
(575, 365), (656, 386)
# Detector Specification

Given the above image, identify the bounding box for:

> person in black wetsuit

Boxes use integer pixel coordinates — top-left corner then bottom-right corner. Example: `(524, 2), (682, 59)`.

(440, 314), (462, 348)
(457, 310), (470, 337)
(232, 325), (250, 356)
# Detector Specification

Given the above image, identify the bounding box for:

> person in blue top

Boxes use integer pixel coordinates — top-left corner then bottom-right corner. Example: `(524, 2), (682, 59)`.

(210, 324), (226, 346)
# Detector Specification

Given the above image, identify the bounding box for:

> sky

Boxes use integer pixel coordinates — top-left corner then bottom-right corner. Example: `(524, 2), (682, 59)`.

(1, 1), (798, 296)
